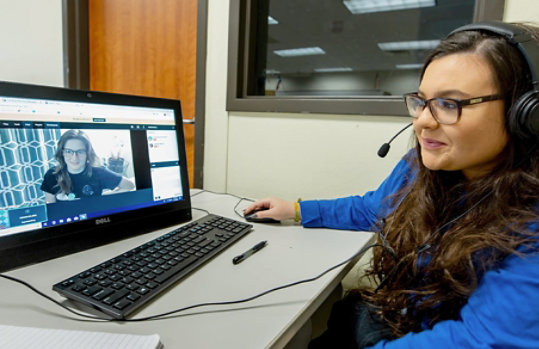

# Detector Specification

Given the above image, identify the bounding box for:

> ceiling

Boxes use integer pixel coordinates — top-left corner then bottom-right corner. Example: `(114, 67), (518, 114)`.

(263, 0), (476, 75)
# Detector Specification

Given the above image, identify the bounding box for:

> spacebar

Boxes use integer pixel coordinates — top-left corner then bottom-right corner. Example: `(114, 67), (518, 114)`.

(154, 255), (199, 284)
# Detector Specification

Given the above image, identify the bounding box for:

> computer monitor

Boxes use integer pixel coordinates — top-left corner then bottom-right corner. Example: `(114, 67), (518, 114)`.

(0, 81), (191, 271)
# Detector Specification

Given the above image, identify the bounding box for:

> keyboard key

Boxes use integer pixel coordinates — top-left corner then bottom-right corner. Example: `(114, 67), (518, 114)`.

(109, 274), (122, 282)
(84, 279), (97, 286)
(126, 293), (141, 302)
(72, 284), (86, 292)
(98, 280), (113, 287)
(135, 278), (148, 285)
(78, 271), (91, 279)
(145, 281), (158, 289)
(93, 288), (114, 300)
(61, 279), (75, 287)
(111, 282), (125, 290)
(121, 276), (134, 284)
(113, 299), (131, 310)
(136, 287), (150, 295)
(82, 285), (102, 296)
(126, 283), (139, 291)
(94, 273), (107, 280)
(103, 289), (129, 305)
(198, 239), (213, 248)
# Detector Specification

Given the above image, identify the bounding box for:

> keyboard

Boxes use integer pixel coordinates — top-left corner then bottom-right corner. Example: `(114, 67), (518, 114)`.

(53, 214), (253, 319)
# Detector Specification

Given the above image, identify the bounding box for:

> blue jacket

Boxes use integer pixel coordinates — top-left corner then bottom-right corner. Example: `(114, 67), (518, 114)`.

(300, 154), (539, 348)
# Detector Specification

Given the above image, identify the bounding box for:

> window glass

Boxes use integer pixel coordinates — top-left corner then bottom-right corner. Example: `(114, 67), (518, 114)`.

(256, 0), (474, 97)
(227, 0), (504, 115)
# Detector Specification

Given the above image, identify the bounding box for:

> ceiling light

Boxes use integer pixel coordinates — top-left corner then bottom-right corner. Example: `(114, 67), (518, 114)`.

(268, 16), (278, 25)
(314, 67), (353, 72)
(378, 39), (439, 51)
(343, 0), (435, 14)
(273, 47), (326, 57)
(395, 63), (424, 69)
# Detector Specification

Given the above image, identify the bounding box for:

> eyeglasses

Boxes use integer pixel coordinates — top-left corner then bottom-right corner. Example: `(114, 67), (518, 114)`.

(403, 93), (503, 125)
(62, 148), (87, 157)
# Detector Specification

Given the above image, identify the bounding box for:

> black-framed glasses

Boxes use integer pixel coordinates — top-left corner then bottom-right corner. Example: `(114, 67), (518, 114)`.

(403, 93), (503, 125)
(62, 148), (87, 157)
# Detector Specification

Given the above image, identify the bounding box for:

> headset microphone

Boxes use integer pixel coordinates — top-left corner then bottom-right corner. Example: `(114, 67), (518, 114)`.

(377, 123), (413, 158)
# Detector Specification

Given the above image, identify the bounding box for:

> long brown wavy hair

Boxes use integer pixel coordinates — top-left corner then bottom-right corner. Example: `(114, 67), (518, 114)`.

(357, 23), (539, 338)
(53, 129), (100, 195)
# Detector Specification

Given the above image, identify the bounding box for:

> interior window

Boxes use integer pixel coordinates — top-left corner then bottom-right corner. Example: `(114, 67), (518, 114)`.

(227, 0), (505, 115)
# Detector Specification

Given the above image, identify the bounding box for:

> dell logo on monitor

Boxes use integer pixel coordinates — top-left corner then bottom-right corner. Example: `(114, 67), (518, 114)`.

(95, 217), (111, 225)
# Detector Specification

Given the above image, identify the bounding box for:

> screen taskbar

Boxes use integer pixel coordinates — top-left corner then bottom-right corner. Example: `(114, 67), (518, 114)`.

(41, 196), (183, 229)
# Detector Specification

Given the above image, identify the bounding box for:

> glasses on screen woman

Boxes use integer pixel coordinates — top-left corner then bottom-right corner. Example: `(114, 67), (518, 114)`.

(62, 148), (87, 157)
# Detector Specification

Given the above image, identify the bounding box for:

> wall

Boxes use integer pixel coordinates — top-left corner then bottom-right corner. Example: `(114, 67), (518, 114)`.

(0, 0), (64, 87)
(503, 0), (539, 22)
(203, 0), (539, 201)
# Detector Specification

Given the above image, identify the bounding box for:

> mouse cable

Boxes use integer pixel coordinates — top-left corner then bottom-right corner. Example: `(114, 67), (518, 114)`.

(0, 241), (385, 323)
(191, 189), (255, 219)
(190, 188), (250, 200)
(191, 188), (254, 204)
(191, 206), (211, 216)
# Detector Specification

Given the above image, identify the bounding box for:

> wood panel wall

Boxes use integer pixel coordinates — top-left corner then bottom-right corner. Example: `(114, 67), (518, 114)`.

(89, 0), (197, 187)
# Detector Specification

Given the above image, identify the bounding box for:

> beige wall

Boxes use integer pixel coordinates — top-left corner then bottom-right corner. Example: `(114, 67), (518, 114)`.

(203, 0), (539, 201)
(503, 0), (539, 22)
(0, 0), (64, 87)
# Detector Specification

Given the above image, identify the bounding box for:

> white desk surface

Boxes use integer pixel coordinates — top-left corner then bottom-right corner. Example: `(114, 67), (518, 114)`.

(0, 190), (374, 348)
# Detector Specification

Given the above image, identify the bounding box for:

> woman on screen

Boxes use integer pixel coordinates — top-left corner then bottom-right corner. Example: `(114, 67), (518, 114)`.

(41, 129), (135, 203)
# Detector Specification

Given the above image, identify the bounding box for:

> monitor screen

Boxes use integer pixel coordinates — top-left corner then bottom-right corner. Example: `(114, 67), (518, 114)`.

(0, 81), (191, 271)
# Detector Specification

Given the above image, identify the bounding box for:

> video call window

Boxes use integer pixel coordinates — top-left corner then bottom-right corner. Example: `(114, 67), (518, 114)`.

(1, 128), (136, 209)
(40, 128), (136, 203)
(1, 127), (137, 235)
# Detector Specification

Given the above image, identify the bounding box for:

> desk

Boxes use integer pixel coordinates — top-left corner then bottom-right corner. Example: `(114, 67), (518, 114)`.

(0, 190), (374, 348)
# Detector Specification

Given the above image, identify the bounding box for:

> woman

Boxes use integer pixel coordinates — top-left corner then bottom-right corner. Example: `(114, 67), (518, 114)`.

(245, 22), (539, 348)
(41, 129), (135, 203)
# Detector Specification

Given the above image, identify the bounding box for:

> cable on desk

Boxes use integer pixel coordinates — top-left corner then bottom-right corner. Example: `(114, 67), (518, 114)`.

(124, 241), (384, 322)
(191, 189), (251, 200)
(0, 241), (384, 323)
(192, 207), (211, 216)
(0, 273), (109, 322)
(191, 189), (255, 219)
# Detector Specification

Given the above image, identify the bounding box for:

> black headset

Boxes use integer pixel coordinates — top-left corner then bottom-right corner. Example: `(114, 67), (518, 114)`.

(449, 21), (539, 142)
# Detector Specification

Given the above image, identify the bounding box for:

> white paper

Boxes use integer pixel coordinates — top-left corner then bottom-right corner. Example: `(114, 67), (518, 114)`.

(0, 325), (162, 349)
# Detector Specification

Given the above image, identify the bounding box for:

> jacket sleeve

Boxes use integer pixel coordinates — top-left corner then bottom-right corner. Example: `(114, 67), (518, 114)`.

(367, 250), (539, 349)
(299, 153), (416, 231)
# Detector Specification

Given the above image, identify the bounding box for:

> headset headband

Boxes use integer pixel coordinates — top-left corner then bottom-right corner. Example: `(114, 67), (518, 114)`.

(449, 21), (539, 89)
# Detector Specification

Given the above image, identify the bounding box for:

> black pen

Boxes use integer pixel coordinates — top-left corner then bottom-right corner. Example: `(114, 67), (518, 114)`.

(232, 240), (268, 264)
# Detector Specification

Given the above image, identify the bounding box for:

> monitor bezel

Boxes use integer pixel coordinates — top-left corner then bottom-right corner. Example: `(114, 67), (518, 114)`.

(0, 81), (192, 271)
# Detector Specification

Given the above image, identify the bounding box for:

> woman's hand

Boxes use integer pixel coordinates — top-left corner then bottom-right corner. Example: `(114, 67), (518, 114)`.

(244, 197), (295, 221)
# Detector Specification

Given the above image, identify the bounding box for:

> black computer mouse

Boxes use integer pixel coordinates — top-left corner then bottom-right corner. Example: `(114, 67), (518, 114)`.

(244, 208), (280, 223)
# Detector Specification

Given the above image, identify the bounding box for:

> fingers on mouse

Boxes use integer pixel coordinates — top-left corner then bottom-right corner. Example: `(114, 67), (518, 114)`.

(244, 208), (280, 223)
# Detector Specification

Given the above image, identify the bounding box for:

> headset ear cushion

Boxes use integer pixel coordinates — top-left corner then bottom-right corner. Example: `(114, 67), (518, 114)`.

(510, 90), (539, 140)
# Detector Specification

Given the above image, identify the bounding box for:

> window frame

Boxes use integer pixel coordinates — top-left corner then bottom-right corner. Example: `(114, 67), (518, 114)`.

(226, 0), (505, 116)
